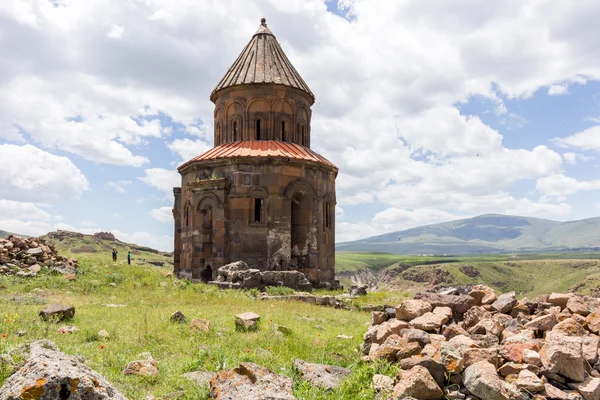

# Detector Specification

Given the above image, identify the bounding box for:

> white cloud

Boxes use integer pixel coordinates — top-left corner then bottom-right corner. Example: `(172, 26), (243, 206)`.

(107, 180), (132, 193)
(554, 125), (600, 152)
(0, 144), (89, 203)
(150, 206), (173, 223)
(562, 152), (591, 164)
(548, 84), (568, 95)
(106, 24), (124, 39)
(138, 168), (180, 198)
(0, 200), (51, 221)
(3, 0), (600, 242)
(168, 138), (211, 162)
(537, 174), (600, 196)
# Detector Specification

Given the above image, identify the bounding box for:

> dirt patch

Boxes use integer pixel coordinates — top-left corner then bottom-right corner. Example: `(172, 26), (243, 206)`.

(459, 265), (480, 277)
(70, 245), (97, 253)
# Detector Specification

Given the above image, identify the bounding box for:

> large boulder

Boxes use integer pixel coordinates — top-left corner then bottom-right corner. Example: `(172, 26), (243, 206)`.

(414, 292), (476, 314)
(540, 332), (585, 382)
(392, 365), (444, 400)
(209, 362), (295, 400)
(396, 300), (432, 321)
(492, 291), (517, 314)
(0, 341), (126, 399)
(292, 360), (351, 390)
(469, 285), (498, 305)
(463, 361), (511, 400)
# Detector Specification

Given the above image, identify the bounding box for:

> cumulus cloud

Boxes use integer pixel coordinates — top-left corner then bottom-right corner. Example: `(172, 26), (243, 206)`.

(168, 138), (211, 162)
(150, 206), (173, 223)
(554, 125), (600, 153)
(138, 168), (180, 198)
(3, 0), (600, 242)
(537, 174), (600, 197)
(0, 144), (89, 203)
(0, 200), (51, 221)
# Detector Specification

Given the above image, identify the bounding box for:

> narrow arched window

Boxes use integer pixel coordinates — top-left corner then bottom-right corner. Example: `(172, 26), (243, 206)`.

(301, 125), (305, 146)
(281, 121), (286, 141)
(256, 119), (261, 140)
(233, 120), (238, 141)
(296, 123), (299, 143)
(323, 201), (331, 231)
(184, 204), (190, 228)
(217, 123), (221, 145)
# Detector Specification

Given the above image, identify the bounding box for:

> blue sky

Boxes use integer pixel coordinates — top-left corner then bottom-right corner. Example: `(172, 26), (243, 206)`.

(1, 0), (600, 250)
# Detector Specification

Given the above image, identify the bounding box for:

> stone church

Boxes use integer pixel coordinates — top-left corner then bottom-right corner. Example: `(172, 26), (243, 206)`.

(173, 18), (338, 287)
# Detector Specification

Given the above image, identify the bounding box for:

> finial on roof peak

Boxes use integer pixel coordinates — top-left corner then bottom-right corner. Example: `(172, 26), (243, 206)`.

(261, 18), (266, 25)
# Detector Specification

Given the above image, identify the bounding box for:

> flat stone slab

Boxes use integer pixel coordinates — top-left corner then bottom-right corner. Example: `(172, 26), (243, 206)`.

(293, 359), (351, 390)
(39, 304), (75, 322)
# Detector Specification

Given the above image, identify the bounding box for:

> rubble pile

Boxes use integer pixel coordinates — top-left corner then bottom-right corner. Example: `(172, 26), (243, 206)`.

(0, 235), (78, 277)
(211, 261), (313, 291)
(362, 285), (600, 399)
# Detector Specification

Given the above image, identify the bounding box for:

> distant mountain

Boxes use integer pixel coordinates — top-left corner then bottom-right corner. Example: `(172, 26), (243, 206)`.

(0, 230), (29, 239)
(336, 214), (600, 255)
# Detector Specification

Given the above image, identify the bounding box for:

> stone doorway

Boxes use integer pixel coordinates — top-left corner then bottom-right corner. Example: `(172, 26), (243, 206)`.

(291, 192), (310, 269)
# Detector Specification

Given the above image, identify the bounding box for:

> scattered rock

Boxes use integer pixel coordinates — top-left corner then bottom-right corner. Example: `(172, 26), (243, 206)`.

(396, 300), (432, 321)
(189, 319), (211, 333)
(39, 304), (75, 322)
(235, 312), (260, 331)
(98, 329), (110, 339)
(293, 359), (351, 390)
(392, 365), (444, 400)
(0, 340), (126, 399)
(492, 291), (517, 314)
(123, 359), (159, 376)
(463, 361), (511, 400)
(170, 311), (187, 323)
(209, 362), (295, 399)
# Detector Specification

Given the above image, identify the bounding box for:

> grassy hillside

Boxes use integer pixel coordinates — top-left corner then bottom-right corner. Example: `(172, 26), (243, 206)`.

(39, 231), (172, 268)
(336, 214), (600, 255)
(336, 251), (600, 298)
(0, 252), (391, 400)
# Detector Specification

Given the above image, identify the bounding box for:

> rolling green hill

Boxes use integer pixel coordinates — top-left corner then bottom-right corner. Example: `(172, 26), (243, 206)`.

(336, 214), (600, 255)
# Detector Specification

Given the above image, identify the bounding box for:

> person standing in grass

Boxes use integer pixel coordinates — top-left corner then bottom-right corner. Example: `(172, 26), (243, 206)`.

(127, 251), (131, 265)
(112, 248), (117, 262)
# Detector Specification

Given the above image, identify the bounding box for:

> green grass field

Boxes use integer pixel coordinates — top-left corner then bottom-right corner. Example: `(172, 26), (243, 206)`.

(0, 253), (399, 399)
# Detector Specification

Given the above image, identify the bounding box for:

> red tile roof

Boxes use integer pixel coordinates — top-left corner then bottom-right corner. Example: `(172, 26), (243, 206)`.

(178, 141), (337, 171)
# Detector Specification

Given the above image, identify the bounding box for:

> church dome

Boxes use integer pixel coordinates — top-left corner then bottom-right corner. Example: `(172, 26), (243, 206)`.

(210, 18), (314, 103)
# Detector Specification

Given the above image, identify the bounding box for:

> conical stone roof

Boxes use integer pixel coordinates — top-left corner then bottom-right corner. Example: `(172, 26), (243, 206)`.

(210, 18), (314, 102)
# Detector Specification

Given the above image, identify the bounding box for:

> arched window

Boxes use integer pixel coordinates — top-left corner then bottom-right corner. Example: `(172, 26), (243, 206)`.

(255, 119), (261, 140)
(184, 203), (191, 228)
(281, 121), (286, 141)
(323, 201), (331, 231)
(233, 120), (238, 141)
(301, 125), (305, 146)
(296, 123), (299, 143)
(216, 123), (222, 145)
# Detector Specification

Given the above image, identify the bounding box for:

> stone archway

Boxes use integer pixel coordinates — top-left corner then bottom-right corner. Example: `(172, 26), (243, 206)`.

(291, 192), (311, 269)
